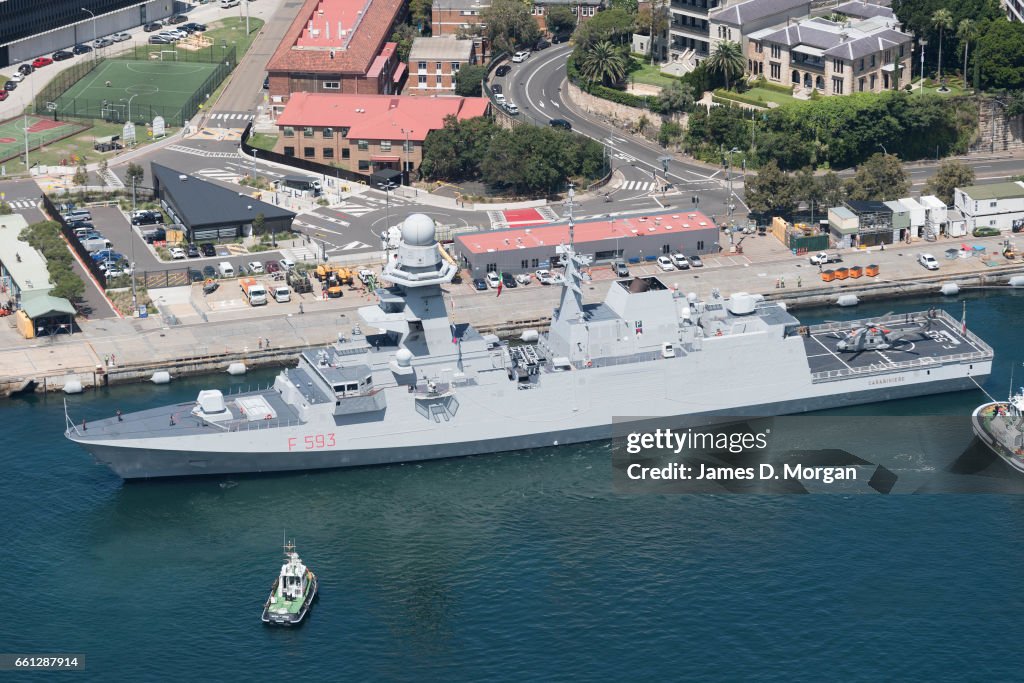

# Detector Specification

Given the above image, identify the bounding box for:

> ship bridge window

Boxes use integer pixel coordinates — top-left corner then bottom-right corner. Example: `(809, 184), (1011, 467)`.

(347, 383), (358, 393)
(364, 375), (373, 386)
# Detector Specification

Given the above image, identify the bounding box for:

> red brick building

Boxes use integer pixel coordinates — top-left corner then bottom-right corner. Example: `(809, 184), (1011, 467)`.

(273, 93), (490, 176)
(407, 37), (477, 95)
(266, 0), (407, 111)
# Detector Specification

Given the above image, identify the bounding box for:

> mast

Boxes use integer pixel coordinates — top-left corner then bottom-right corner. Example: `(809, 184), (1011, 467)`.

(556, 184), (587, 323)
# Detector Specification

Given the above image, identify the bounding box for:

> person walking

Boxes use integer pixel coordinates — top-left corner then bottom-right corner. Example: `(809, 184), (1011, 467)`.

(116, 409), (123, 422)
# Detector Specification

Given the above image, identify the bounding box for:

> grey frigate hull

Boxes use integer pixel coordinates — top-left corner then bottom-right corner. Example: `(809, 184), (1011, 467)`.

(75, 375), (983, 480)
(65, 211), (996, 480)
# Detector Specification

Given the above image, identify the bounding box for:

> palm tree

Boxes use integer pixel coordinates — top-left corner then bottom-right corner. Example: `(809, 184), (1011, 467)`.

(957, 18), (976, 89)
(706, 40), (745, 91)
(931, 9), (953, 86)
(578, 40), (628, 87)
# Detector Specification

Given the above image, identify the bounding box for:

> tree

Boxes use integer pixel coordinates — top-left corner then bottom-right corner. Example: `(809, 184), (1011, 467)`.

(706, 40), (745, 91)
(636, 0), (669, 63)
(482, 0), (539, 55)
(973, 19), (1024, 91)
(816, 171), (845, 208)
(409, 0), (432, 33)
(924, 159), (975, 206)
(545, 5), (577, 39)
(573, 8), (635, 47)
(845, 153), (910, 201)
(455, 64), (487, 97)
(657, 80), (695, 115)
(658, 120), (682, 148)
(253, 212), (266, 235)
(608, 0), (638, 13)
(577, 41), (628, 87)
(125, 162), (144, 187)
(73, 160), (88, 187)
(931, 9), (953, 85)
(745, 161), (799, 216)
(390, 24), (417, 63)
(957, 19), (976, 89)
(0, 202), (11, 215)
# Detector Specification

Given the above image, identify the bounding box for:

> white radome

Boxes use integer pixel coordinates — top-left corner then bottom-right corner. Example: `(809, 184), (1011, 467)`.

(401, 213), (436, 247)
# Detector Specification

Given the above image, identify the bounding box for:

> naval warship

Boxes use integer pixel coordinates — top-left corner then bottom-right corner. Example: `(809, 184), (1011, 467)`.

(66, 211), (994, 479)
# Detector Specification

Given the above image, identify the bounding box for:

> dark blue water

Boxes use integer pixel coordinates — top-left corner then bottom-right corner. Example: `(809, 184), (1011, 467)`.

(3, 291), (1024, 681)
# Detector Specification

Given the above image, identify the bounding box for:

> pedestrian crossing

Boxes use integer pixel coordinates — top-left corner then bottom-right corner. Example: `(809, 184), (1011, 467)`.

(281, 246), (318, 263)
(166, 144), (240, 159)
(330, 201), (379, 218)
(3, 199), (39, 210)
(621, 180), (655, 192)
(208, 112), (252, 122)
(197, 168), (242, 183)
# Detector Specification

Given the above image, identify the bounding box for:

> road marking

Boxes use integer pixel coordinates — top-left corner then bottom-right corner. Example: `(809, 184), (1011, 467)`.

(5, 199), (39, 209)
(337, 240), (371, 250)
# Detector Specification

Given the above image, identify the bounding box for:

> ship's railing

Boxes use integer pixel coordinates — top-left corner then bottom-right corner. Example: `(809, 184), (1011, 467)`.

(811, 349), (992, 382)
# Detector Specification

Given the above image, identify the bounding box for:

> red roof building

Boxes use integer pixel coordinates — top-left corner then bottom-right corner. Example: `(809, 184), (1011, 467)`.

(266, 0), (407, 108)
(273, 93), (490, 176)
(453, 211), (720, 275)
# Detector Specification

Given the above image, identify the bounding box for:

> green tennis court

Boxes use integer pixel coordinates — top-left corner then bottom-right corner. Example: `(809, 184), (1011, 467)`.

(53, 58), (219, 124)
(0, 115), (87, 164)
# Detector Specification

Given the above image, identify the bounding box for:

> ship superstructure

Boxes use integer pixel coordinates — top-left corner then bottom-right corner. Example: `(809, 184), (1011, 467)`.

(67, 211), (994, 479)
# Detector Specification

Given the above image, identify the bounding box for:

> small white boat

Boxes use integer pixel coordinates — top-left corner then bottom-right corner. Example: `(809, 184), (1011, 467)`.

(261, 540), (318, 626)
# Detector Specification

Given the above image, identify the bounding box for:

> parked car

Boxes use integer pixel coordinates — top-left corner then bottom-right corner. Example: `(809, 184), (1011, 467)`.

(52, 50), (74, 61)
(491, 84), (502, 94)
(265, 260), (281, 273)
(535, 38), (550, 50)
(515, 273), (531, 285)
(18, 64), (34, 75)
(110, 32), (132, 42)
(202, 265), (217, 279)
(493, 92), (506, 104)
(534, 269), (557, 285)
(169, 247), (186, 260)
(504, 102), (519, 115)
(31, 57), (53, 68)
(164, 29), (187, 39)
(473, 278), (488, 291)
(670, 252), (689, 269)
(501, 272), (517, 289)
(512, 51), (530, 63)
(9, 72), (24, 83)
(182, 22), (206, 32)
(263, 75), (269, 89)
(248, 261), (264, 274)
(200, 243), (216, 257)
(142, 227), (167, 244)
(280, 258), (296, 271)
(168, 14), (188, 24)
(612, 260), (630, 277)
(72, 44), (93, 55)
(189, 269), (204, 283)
(143, 21), (163, 32)
(687, 254), (703, 268)
(973, 226), (1000, 237)
(3, 81), (16, 92)
(486, 271), (501, 289)
(132, 210), (161, 225)
(657, 256), (676, 271)
(0, 91), (7, 102)
(495, 65), (511, 77)
(918, 253), (939, 270)
(93, 37), (113, 48)
(186, 244), (200, 258)
(92, 250), (125, 263)
(549, 118), (571, 130)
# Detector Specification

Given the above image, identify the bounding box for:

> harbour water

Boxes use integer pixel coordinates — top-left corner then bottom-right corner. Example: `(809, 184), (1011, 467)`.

(3, 290), (1024, 680)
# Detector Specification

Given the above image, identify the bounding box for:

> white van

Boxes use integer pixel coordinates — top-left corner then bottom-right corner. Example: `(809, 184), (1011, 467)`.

(218, 261), (235, 278)
(273, 286), (291, 303)
(219, 0), (240, 7)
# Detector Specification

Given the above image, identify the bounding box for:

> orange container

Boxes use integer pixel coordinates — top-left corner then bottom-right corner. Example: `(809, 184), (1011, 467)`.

(848, 266), (863, 278)
(834, 267), (849, 280)
(865, 264), (879, 277)
(821, 270), (835, 282)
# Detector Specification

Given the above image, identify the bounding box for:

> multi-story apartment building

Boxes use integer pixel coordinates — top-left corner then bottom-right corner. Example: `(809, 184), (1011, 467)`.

(1002, 0), (1023, 23)
(707, 0), (811, 58)
(431, 0), (490, 60)
(667, 0), (807, 68)
(266, 0), (407, 110)
(530, 0), (606, 33)
(273, 93), (489, 177)
(407, 37), (477, 95)
(747, 15), (912, 96)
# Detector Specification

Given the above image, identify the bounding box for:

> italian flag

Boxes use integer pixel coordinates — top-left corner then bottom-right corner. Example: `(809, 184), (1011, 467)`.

(496, 273), (503, 297)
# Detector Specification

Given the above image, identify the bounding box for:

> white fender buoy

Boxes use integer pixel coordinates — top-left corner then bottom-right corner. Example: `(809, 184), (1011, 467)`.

(1009, 275), (1024, 287)
(520, 329), (539, 343)
(836, 294), (860, 307)
(150, 371), (171, 384)
(62, 378), (83, 394)
(940, 282), (960, 296)
(227, 362), (247, 376)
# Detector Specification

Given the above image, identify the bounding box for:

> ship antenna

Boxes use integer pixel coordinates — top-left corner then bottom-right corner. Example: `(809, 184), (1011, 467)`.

(567, 183), (575, 248)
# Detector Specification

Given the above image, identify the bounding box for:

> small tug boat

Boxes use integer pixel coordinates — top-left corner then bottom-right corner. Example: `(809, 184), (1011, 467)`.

(972, 387), (1024, 475)
(261, 540), (318, 626)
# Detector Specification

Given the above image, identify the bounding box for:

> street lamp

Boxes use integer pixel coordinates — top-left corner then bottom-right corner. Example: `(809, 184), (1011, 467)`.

(122, 93), (139, 123)
(726, 147), (740, 238)
(400, 127), (412, 181)
(378, 179), (398, 234)
(877, 143), (888, 155)
(918, 38), (927, 91)
(81, 8), (97, 57)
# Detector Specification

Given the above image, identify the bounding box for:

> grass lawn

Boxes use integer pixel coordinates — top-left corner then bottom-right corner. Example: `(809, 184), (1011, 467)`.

(248, 133), (277, 151)
(742, 86), (799, 106)
(205, 17), (266, 59)
(918, 82), (968, 96)
(28, 120), (174, 168)
(628, 60), (677, 89)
